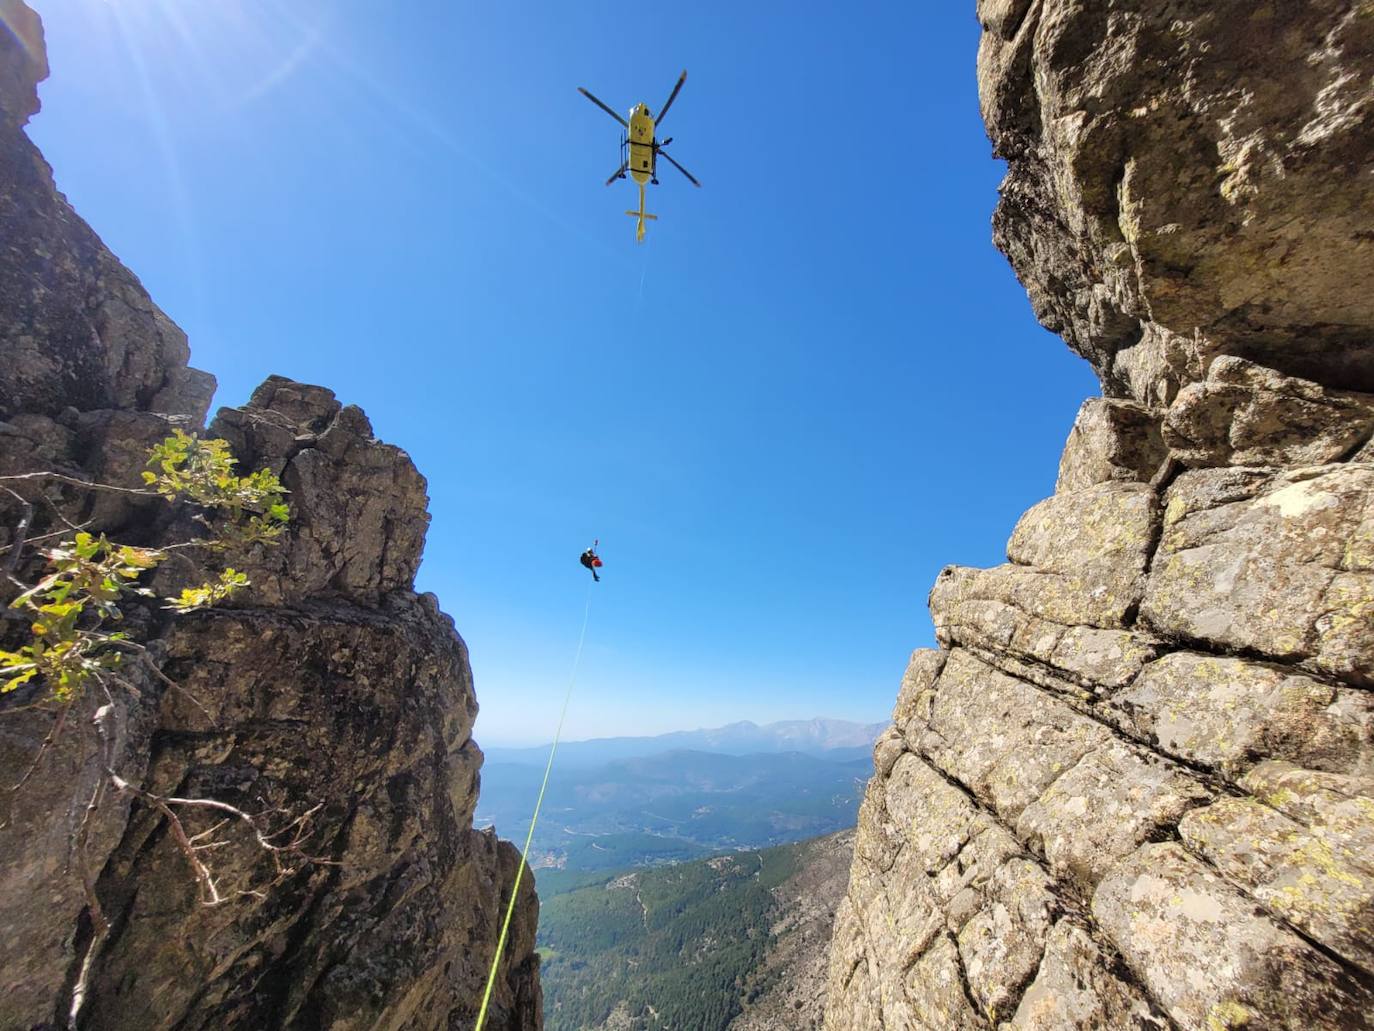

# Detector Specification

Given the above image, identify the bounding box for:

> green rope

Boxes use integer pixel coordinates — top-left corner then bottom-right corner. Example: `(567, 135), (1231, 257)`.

(475, 582), (593, 1031)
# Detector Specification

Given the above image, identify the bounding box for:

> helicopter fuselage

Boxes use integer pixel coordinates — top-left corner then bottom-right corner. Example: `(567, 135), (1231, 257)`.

(627, 104), (656, 185)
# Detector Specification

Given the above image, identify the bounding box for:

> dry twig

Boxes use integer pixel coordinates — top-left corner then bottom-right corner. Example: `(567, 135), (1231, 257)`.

(0, 470), (161, 498)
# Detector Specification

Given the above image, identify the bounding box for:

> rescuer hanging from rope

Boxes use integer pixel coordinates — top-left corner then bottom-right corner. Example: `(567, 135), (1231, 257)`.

(579, 540), (603, 582)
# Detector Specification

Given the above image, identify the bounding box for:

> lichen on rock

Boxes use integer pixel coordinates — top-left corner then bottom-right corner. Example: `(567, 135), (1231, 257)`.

(826, 2), (1374, 1027)
(978, 0), (1374, 404)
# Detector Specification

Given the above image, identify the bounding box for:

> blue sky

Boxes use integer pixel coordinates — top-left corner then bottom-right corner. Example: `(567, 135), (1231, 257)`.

(25, 0), (1098, 745)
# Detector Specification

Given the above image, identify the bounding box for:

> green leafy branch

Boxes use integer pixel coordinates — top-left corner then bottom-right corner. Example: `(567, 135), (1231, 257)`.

(1, 534), (156, 700)
(143, 430), (290, 548)
(1, 431), (289, 706)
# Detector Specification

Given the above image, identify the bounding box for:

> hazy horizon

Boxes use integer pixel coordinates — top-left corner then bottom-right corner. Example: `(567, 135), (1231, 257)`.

(479, 713), (887, 750)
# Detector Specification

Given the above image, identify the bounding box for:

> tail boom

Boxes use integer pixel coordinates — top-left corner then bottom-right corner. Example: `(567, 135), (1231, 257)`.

(625, 183), (656, 242)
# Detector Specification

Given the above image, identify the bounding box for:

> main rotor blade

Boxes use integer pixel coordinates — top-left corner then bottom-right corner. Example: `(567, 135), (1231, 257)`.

(656, 70), (687, 127)
(604, 161), (628, 186)
(659, 149), (701, 187)
(578, 87), (628, 128)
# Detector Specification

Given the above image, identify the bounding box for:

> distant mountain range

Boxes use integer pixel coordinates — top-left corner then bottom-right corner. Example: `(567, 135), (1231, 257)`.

(483, 717), (886, 768)
(476, 747), (872, 871)
(476, 718), (880, 872)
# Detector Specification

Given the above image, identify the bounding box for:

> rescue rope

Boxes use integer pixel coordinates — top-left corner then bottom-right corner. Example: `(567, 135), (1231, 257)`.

(475, 579), (594, 1031)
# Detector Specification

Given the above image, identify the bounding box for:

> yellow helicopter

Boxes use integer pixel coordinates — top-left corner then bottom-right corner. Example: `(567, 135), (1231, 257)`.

(578, 70), (701, 241)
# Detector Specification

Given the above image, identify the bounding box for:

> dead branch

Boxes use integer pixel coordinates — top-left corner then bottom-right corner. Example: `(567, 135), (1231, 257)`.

(0, 470), (161, 498)
(2, 493), (33, 574)
(2, 694), (76, 827)
(67, 699), (116, 1030)
(106, 771), (331, 906)
(99, 637), (214, 723)
(88, 701), (330, 907)
(0, 521), (98, 559)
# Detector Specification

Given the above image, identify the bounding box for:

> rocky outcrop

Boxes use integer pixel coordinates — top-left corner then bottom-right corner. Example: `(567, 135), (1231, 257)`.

(0, 3), (540, 1027)
(978, 0), (1374, 405)
(826, 3), (1374, 1029)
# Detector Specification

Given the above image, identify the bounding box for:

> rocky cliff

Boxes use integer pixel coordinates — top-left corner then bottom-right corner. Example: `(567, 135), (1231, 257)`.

(0, 3), (540, 1027)
(826, 3), (1374, 1029)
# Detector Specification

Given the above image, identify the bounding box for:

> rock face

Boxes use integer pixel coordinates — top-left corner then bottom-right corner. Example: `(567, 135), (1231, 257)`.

(979, 0), (1374, 405)
(825, 4), (1374, 1029)
(0, 3), (540, 1027)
